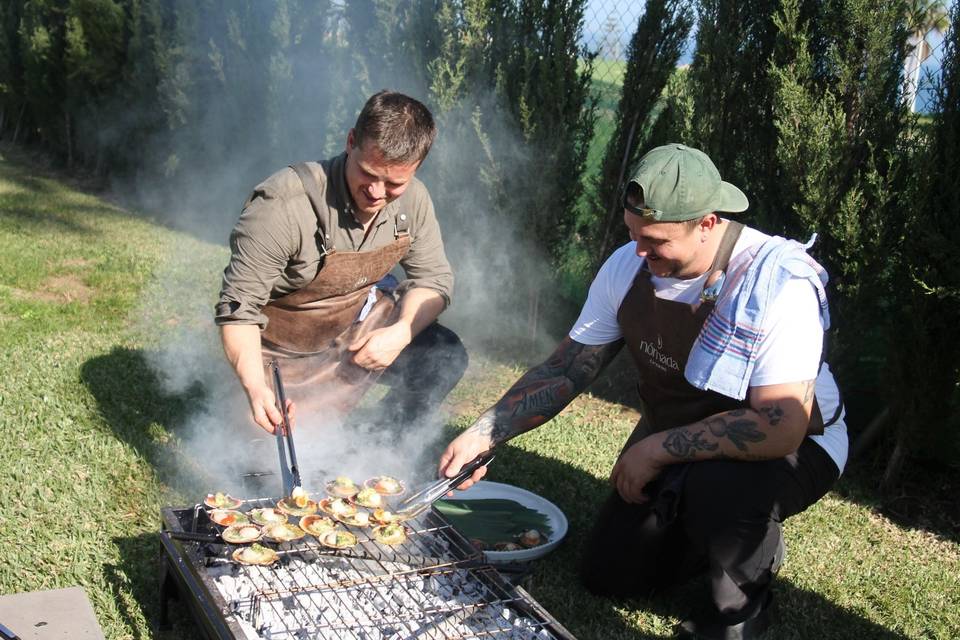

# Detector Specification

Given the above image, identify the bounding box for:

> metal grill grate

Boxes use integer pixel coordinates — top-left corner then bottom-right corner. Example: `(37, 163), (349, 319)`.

(161, 498), (575, 640)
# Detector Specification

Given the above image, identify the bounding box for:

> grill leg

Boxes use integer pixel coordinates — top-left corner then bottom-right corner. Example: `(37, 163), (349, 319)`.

(159, 555), (179, 630)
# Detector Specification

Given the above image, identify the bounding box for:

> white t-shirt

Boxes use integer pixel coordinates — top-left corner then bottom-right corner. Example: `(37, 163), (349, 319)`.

(569, 226), (848, 473)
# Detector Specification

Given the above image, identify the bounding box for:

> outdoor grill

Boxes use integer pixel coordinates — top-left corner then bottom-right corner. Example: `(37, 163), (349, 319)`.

(159, 497), (577, 639)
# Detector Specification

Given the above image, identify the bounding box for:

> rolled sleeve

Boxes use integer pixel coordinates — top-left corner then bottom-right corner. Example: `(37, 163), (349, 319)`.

(215, 188), (297, 328)
(397, 187), (454, 306)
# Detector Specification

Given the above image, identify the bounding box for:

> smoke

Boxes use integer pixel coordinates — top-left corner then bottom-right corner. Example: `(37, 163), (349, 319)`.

(122, 5), (566, 500)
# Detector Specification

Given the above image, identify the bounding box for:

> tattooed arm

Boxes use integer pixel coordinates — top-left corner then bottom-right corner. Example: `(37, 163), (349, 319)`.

(438, 337), (624, 486)
(610, 378), (816, 503)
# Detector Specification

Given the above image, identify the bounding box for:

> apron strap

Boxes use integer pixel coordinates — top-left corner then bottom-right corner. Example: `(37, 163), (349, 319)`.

(394, 211), (410, 238)
(699, 220), (744, 302)
(290, 162), (335, 255)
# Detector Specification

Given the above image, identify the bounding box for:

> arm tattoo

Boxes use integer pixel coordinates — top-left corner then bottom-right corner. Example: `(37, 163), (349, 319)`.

(468, 337), (623, 444)
(758, 403), (784, 425)
(663, 429), (719, 458)
(703, 410), (767, 451)
(801, 379), (815, 404)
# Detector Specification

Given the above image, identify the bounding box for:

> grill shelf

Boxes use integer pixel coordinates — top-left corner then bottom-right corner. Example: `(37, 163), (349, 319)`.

(160, 497), (577, 640)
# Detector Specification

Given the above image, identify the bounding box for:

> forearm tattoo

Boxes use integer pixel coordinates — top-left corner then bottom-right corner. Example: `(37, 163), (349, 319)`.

(757, 403), (784, 425)
(662, 429), (719, 458)
(662, 409), (768, 459)
(466, 337), (623, 444)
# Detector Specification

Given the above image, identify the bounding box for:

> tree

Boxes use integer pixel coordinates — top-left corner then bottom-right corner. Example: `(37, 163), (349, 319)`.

(770, 0), (914, 482)
(884, 0), (960, 485)
(591, 0), (694, 265)
(685, 0), (787, 233)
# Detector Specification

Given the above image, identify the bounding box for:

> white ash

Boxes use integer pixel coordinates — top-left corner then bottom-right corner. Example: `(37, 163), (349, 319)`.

(210, 552), (556, 639)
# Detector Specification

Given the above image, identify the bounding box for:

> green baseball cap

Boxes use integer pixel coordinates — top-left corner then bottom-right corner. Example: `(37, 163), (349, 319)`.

(623, 143), (749, 221)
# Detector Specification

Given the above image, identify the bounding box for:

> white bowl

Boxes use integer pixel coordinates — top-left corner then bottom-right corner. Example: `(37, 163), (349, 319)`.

(448, 480), (568, 563)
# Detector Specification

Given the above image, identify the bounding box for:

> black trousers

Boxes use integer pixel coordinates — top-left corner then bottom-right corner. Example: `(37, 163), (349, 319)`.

(377, 322), (468, 426)
(579, 438), (840, 625)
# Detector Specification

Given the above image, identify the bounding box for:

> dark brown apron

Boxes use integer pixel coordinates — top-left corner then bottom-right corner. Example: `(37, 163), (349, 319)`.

(259, 162), (411, 417)
(617, 221), (824, 454)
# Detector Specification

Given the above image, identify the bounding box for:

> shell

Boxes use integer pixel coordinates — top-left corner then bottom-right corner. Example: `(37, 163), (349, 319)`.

(318, 528), (357, 549)
(249, 507), (289, 526)
(299, 515), (336, 537)
(262, 522), (306, 543)
(276, 497), (318, 517)
(364, 476), (405, 496)
(209, 509), (249, 527)
(221, 524), (262, 544)
(319, 498), (357, 518)
(204, 492), (242, 510)
(372, 523), (409, 546)
(232, 543), (278, 566)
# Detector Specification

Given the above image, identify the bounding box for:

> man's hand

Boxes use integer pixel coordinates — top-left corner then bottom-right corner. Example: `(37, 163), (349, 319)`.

(609, 440), (665, 504)
(437, 427), (495, 491)
(348, 322), (413, 371)
(245, 383), (296, 434)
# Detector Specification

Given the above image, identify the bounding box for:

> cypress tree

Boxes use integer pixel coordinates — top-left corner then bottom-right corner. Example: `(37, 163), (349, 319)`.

(686, 0), (785, 232)
(770, 0), (913, 482)
(882, 0), (960, 483)
(591, 0), (694, 264)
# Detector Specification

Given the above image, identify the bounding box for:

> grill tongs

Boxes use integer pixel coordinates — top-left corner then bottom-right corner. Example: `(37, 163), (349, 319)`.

(270, 359), (302, 497)
(395, 451), (495, 519)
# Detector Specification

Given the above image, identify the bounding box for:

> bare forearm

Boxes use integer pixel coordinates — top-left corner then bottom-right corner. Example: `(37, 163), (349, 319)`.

(641, 380), (815, 465)
(397, 287), (445, 338)
(220, 324), (266, 392)
(465, 337), (624, 446)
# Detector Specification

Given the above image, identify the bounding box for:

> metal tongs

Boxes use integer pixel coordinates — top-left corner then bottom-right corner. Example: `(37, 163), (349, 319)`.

(270, 359), (302, 497)
(395, 451), (496, 519)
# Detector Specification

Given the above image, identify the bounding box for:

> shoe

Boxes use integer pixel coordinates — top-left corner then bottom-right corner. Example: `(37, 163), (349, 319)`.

(674, 593), (775, 640)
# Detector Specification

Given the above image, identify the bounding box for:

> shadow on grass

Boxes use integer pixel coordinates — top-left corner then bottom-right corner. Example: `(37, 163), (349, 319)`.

(108, 533), (205, 640)
(80, 346), (210, 498)
(444, 428), (907, 640)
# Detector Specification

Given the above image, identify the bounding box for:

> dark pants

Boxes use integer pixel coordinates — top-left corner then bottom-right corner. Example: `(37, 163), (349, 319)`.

(377, 322), (468, 427)
(579, 438), (839, 626)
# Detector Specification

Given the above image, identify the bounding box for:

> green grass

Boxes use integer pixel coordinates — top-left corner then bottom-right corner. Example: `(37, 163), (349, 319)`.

(0, 149), (958, 639)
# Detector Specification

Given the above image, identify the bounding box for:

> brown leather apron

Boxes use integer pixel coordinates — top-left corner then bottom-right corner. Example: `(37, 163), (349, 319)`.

(617, 221), (825, 454)
(259, 162), (411, 417)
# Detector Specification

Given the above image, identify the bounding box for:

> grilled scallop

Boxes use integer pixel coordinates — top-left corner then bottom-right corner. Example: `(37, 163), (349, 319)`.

(276, 497), (318, 517)
(370, 508), (407, 525)
(337, 511), (371, 528)
(353, 487), (384, 509)
(325, 476), (360, 499)
(318, 528), (357, 550)
(221, 524), (262, 544)
(209, 509), (250, 527)
(365, 476), (405, 496)
(299, 515), (336, 537)
(372, 523), (409, 546)
(319, 497), (357, 518)
(204, 492), (242, 510)
(232, 543), (278, 566)
(262, 522), (306, 543)
(249, 507), (288, 526)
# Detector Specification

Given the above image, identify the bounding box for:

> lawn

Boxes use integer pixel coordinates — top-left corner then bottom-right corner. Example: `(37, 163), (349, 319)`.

(0, 148), (957, 639)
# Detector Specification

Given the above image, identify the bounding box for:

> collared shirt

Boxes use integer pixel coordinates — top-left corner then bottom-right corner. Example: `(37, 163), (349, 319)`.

(215, 152), (453, 328)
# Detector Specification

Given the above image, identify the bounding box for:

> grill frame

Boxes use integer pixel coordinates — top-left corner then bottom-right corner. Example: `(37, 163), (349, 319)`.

(159, 501), (578, 640)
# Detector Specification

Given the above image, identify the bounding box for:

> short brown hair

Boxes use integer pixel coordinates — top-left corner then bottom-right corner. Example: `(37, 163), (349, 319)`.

(352, 91), (437, 165)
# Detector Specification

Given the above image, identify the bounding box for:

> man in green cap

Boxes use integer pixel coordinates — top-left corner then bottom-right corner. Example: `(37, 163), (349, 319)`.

(435, 143), (847, 638)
